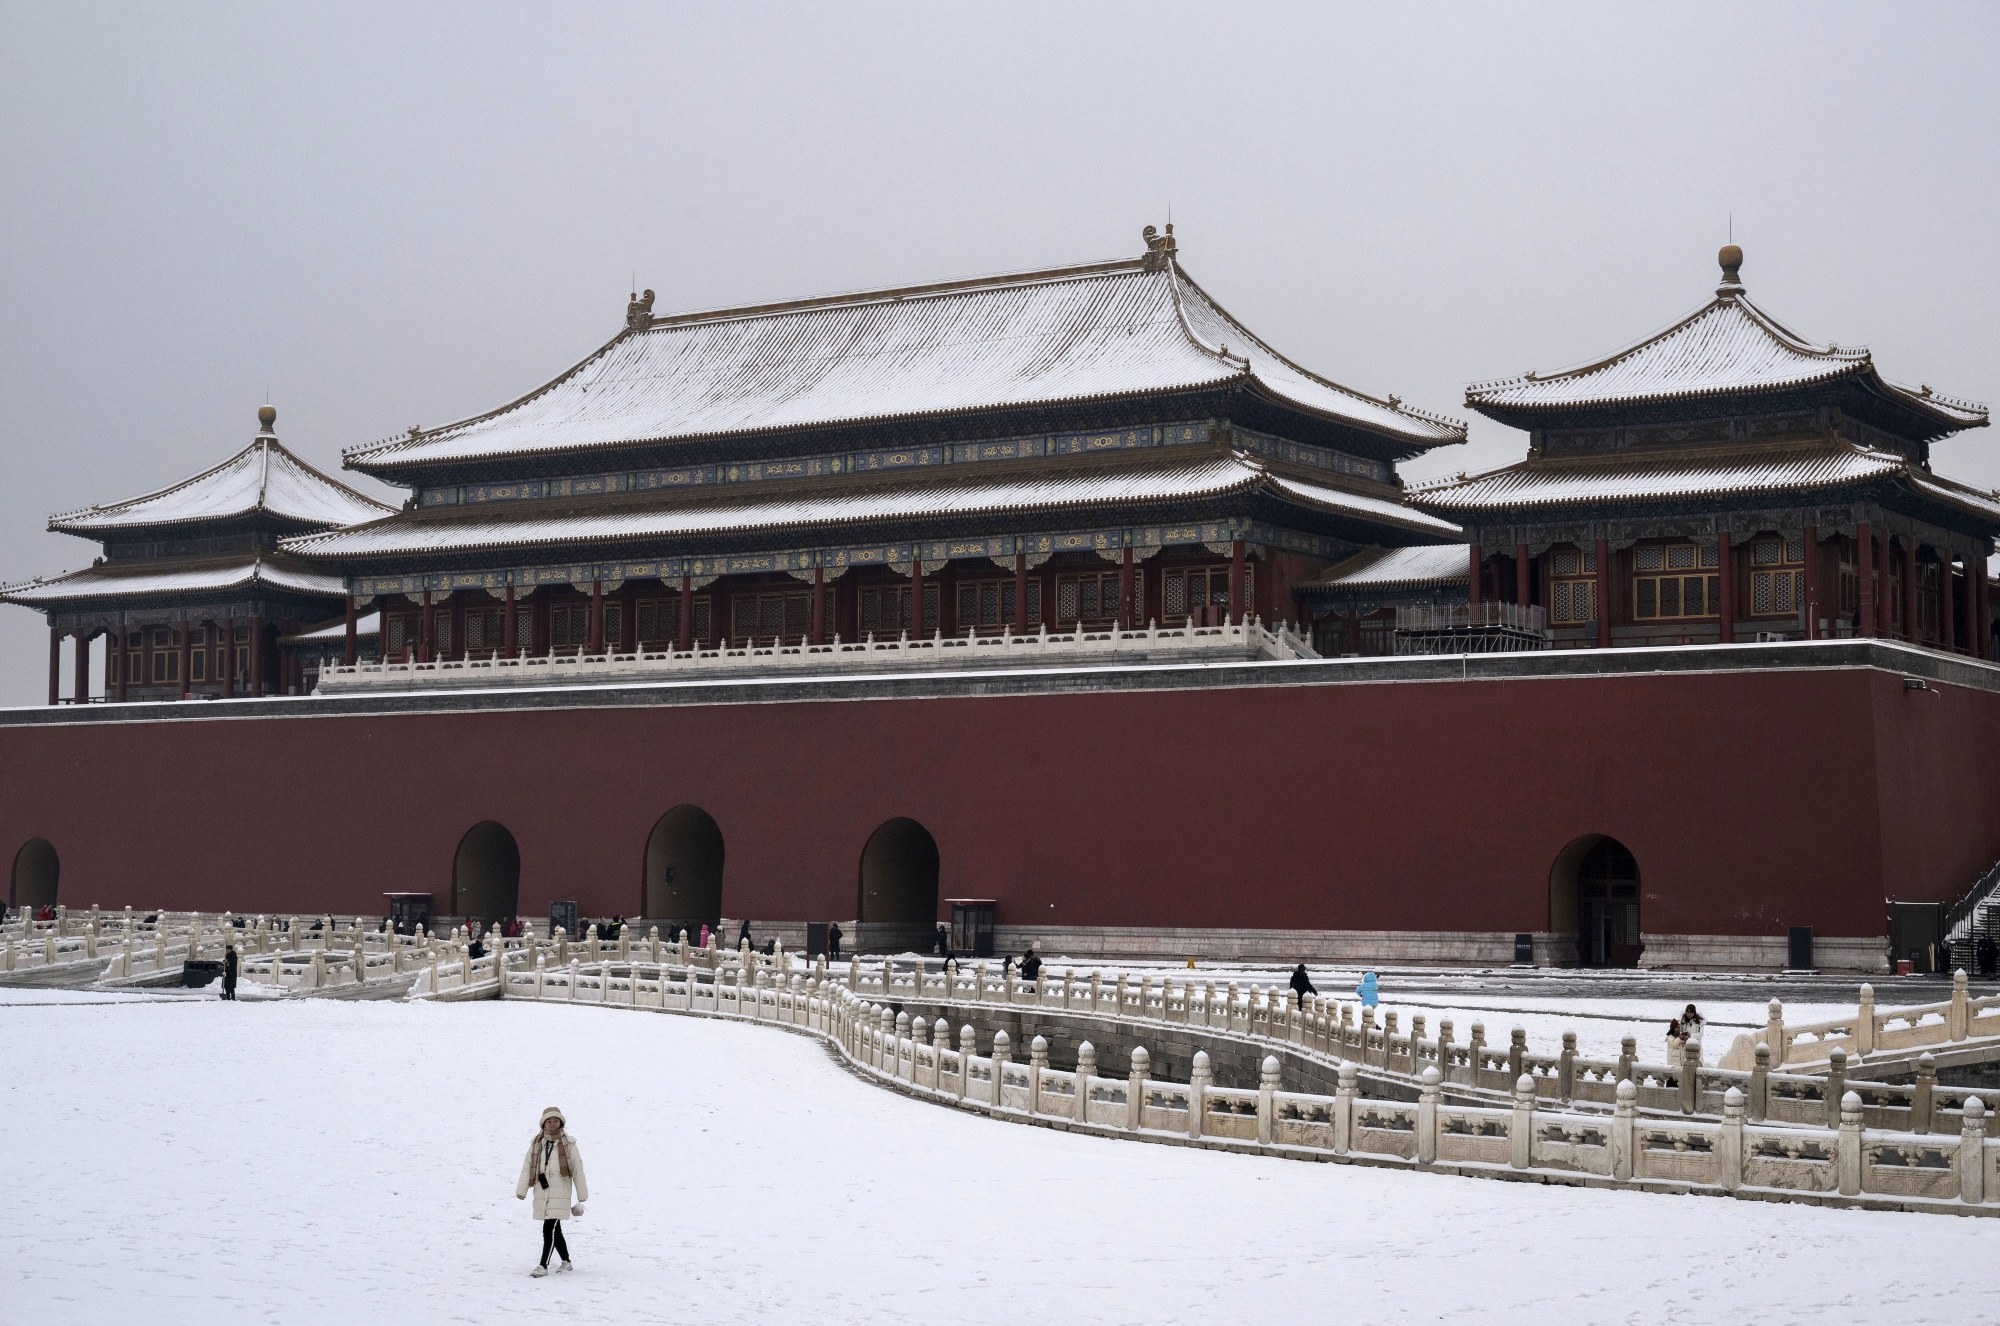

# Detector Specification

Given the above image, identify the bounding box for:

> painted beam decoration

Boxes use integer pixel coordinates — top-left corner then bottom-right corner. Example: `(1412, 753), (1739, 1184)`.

(412, 421), (1390, 510)
(344, 518), (1339, 601)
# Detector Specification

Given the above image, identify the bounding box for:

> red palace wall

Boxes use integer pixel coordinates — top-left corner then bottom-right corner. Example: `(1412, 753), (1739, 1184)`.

(4, 642), (1999, 961)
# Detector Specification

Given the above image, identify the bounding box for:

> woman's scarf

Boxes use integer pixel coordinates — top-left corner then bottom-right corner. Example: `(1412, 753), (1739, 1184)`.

(529, 1130), (572, 1180)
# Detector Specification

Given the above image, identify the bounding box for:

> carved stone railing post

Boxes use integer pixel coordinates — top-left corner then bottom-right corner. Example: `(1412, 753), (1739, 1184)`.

(1824, 1048), (1847, 1129)
(933, 1018), (950, 1090)
(1468, 1023), (1486, 1088)
(1750, 1044), (1770, 1123)
(1510, 1074), (1535, 1170)
(1076, 1041), (1097, 1123)
(1836, 1091), (1863, 1196)
(1437, 1020), (1454, 1082)
(1960, 1097), (1986, 1205)
(957, 1025), (975, 1099)
(1127, 1047), (1148, 1133)
(1189, 1050), (1211, 1140)
(1417, 1065), (1440, 1165)
(1617, 1036), (1636, 1089)
(1507, 1027), (1526, 1087)
(1856, 983), (1876, 1056)
(1028, 1036), (1048, 1116)
(1256, 1055), (1280, 1146)
(534, 953), (545, 999)
(1383, 1011), (1399, 1071)
(1949, 970), (1970, 1041)
(1612, 1079), (1636, 1181)
(1558, 1032), (1577, 1103)
(1912, 1053), (1936, 1134)
(1765, 999), (1785, 1067)
(1718, 1087), (1745, 1192)
(1333, 1061), (1356, 1155)
(1680, 1039), (1700, 1115)
(991, 1030), (1011, 1110)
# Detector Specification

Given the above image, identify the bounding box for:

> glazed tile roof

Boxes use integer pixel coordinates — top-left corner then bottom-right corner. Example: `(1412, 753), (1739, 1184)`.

(51, 419), (394, 535)
(286, 453), (1461, 559)
(1411, 442), (2000, 522)
(284, 611), (380, 643)
(1465, 259), (1987, 436)
(1302, 543), (1469, 591)
(0, 558), (347, 605)
(344, 241), (1465, 474)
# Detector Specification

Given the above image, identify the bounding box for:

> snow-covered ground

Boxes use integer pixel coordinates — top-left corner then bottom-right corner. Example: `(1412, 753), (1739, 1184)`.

(4, 996), (1993, 1325)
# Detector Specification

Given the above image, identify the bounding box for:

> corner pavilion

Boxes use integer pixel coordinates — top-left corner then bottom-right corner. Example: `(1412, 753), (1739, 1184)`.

(3, 407), (393, 702)
(283, 229), (1468, 667)
(1412, 246), (1998, 656)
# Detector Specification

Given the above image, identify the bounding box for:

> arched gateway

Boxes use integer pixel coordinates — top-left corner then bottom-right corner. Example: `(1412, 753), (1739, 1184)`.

(453, 821), (520, 926)
(1549, 835), (1642, 968)
(858, 818), (938, 924)
(643, 805), (724, 925)
(11, 838), (58, 911)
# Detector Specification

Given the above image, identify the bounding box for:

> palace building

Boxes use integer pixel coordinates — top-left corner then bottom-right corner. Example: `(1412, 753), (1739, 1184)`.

(1413, 246), (1997, 655)
(282, 227), (1465, 671)
(3, 407), (392, 702)
(6, 233), (2000, 972)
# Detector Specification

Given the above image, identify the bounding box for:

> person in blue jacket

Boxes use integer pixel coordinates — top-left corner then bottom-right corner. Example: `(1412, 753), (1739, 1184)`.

(1355, 971), (1380, 1008)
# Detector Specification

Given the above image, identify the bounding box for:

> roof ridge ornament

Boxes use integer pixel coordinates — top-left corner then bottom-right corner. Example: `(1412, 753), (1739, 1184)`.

(1141, 223), (1177, 272)
(257, 404), (277, 435)
(1717, 243), (1745, 296)
(626, 288), (656, 330)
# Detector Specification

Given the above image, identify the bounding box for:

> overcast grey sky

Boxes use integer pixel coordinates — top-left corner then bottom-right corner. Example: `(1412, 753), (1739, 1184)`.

(3, 3), (1995, 706)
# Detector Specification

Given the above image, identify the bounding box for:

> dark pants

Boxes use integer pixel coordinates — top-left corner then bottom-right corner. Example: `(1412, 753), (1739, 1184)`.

(540, 1219), (570, 1267)
(221, 980), (236, 1000)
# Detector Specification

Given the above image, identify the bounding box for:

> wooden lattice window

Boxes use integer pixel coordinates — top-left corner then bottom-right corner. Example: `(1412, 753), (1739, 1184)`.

(1633, 542), (1718, 620)
(955, 579), (1042, 630)
(1748, 537), (1805, 617)
(551, 605), (591, 650)
(1547, 546), (1598, 626)
(858, 584), (937, 637)
(1160, 565), (1245, 623)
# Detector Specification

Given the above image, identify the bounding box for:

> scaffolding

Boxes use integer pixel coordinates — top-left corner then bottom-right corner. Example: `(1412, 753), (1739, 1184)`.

(1393, 602), (1552, 655)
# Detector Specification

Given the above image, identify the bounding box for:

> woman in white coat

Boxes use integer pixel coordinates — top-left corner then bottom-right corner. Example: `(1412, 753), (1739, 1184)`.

(516, 1105), (588, 1276)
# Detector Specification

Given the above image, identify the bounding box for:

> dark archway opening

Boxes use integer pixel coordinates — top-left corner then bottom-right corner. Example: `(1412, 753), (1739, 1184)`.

(859, 818), (939, 924)
(453, 821), (520, 927)
(644, 805), (724, 926)
(11, 838), (58, 912)
(1550, 835), (1641, 968)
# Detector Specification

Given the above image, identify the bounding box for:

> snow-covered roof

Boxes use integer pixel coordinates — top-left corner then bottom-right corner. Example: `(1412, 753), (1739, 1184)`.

(1465, 250), (1988, 437)
(288, 453), (1461, 560)
(51, 412), (395, 535)
(344, 236), (1466, 475)
(1303, 543), (1468, 591)
(1411, 441), (2000, 523)
(284, 611), (380, 643)
(0, 558), (346, 605)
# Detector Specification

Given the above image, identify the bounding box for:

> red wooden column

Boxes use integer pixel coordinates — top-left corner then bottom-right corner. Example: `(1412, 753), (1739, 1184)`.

(618, 584), (637, 653)
(1345, 608), (1360, 654)
(1979, 561), (1993, 661)
(811, 566), (826, 645)
(47, 626), (60, 705)
(1514, 542), (1531, 607)
(419, 592), (435, 661)
(1467, 544), (1484, 607)
(1940, 551), (1957, 653)
(178, 625), (193, 700)
(1856, 522), (1876, 637)
(248, 617), (265, 697)
(74, 629), (92, 705)
(221, 623), (235, 697)
(343, 597), (359, 665)
(910, 558), (925, 636)
(588, 580), (604, 654)
(1013, 553), (1028, 634)
(1802, 525), (1820, 639)
(1593, 538), (1612, 648)
(1119, 547), (1135, 630)
(1229, 539), (1247, 625)
(1716, 534), (1735, 644)
(115, 627), (129, 703)
(501, 587), (517, 659)
(677, 573), (693, 651)
(1902, 539), (1918, 641)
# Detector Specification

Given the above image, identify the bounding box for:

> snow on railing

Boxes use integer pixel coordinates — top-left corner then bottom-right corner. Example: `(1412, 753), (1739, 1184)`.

(1722, 973), (2000, 1073)
(314, 618), (1318, 694)
(501, 958), (1997, 1213)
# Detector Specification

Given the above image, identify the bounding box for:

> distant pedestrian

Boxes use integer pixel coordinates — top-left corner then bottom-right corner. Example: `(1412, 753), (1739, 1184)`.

(738, 919), (752, 949)
(516, 1105), (588, 1278)
(699, 923), (711, 948)
(1355, 971), (1380, 1009)
(1288, 963), (1317, 1008)
(827, 922), (842, 960)
(1979, 933), (1996, 977)
(607, 915), (624, 941)
(1018, 949), (1042, 983)
(935, 925), (951, 960)
(221, 945), (238, 1001)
